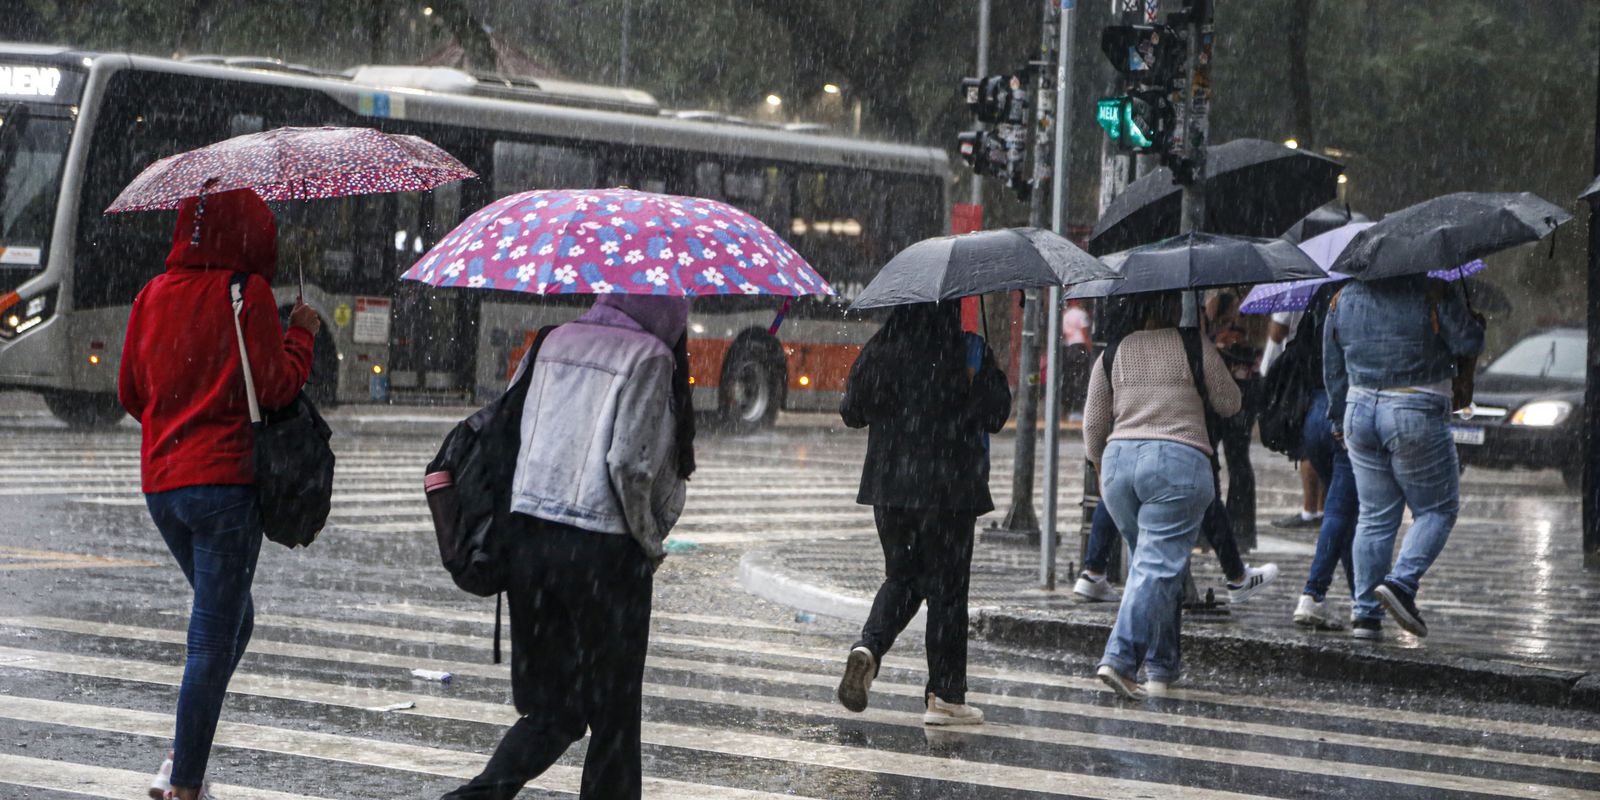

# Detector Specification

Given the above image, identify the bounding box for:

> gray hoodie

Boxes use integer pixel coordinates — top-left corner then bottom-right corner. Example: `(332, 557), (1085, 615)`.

(509, 295), (690, 562)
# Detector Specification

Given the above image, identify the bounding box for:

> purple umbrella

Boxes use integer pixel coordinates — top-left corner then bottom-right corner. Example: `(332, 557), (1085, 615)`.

(402, 188), (832, 297)
(105, 126), (476, 213)
(1241, 221), (1485, 314)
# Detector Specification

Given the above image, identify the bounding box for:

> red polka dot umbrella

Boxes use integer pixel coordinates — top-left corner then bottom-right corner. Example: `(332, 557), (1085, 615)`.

(104, 126), (476, 213)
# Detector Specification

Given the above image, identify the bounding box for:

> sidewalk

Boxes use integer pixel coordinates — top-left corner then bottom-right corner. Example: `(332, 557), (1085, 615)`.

(741, 476), (1600, 710)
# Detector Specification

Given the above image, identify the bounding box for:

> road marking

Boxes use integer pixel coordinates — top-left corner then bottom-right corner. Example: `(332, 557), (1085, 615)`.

(11, 612), (1600, 793)
(0, 546), (157, 572)
(364, 604), (1600, 748)
(0, 752), (327, 800)
(363, 603), (808, 636)
(0, 644), (1270, 800)
(0, 695), (807, 800)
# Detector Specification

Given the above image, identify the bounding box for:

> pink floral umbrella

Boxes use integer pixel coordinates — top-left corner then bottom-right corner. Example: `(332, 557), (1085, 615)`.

(402, 188), (833, 298)
(104, 126), (476, 213)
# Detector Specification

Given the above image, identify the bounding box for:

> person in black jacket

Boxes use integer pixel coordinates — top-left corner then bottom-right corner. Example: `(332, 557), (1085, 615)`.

(834, 301), (1011, 726)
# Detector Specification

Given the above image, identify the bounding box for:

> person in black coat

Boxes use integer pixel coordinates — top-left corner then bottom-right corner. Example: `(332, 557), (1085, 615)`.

(834, 301), (1011, 726)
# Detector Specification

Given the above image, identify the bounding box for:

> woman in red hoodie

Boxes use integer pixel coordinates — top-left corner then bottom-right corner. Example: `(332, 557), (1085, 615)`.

(118, 188), (318, 800)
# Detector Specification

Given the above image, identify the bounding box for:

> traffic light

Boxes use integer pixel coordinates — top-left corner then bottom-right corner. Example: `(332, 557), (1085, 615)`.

(1095, 90), (1174, 152)
(1100, 24), (1185, 88)
(960, 73), (1030, 126)
(956, 71), (1033, 199)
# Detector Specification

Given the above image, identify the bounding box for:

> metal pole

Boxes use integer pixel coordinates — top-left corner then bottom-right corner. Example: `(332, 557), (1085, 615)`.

(1584, 38), (1600, 570)
(970, 0), (992, 206)
(619, 0), (631, 86)
(1041, 0), (1076, 590)
(999, 0), (1061, 539)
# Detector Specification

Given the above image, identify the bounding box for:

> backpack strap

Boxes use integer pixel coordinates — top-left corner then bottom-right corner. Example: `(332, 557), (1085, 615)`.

(228, 273), (262, 426)
(1179, 327), (1224, 473)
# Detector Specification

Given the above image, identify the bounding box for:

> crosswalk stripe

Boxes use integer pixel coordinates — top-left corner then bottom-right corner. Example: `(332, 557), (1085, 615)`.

(10, 612), (1598, 795)
(364, 603), (809, 636)
(0, 695), (808, 800)
(0, 643), (1272, 799)
(364, 603), (1600, 748)
(0, 752), (327, 800)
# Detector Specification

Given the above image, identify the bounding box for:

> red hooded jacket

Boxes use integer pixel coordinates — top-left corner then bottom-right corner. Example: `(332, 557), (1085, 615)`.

(118, 189), (315, 493)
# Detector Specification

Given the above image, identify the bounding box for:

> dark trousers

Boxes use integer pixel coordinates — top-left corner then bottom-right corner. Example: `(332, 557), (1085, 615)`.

(856, 507), (976, 705)
(443, 518), (654, 800)
(1215, 379), (1259, 546)
(1087, 483), (1245, 581)
(146, 485), (263, 790)
(1301, 391), (1357, 600)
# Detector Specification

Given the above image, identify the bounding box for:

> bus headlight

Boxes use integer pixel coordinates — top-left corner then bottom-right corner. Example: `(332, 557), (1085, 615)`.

(0, 288), (56, 341)
(1511, 400), (1572, 427)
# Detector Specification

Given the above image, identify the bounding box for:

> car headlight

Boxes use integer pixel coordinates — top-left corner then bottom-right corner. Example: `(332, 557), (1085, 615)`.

(1511, 400), (1572, 427)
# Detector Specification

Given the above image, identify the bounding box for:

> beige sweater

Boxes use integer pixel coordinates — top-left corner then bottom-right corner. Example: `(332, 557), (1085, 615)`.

(1083, 329), (1242, 466)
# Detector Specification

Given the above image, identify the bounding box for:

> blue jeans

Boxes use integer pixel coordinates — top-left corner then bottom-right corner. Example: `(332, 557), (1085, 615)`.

(1085, 477), (1244, 581)
(146, 485), (264, 789)
(1343, 389), (1460, 621)
(1097, 440), (1215, 683)
(1301, 390), (1356, 602)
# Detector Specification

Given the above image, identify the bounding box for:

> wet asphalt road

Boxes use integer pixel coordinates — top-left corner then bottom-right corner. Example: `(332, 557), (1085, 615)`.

(2, 410), (1599, 799)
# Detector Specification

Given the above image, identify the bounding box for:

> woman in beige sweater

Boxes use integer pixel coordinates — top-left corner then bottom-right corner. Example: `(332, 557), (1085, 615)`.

(1082, 292), (1241, 699)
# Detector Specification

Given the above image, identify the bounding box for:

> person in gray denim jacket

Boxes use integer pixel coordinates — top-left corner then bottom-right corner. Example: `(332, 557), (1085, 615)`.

(1324, 274), (1484, 641)
(445, 293), (692, 800)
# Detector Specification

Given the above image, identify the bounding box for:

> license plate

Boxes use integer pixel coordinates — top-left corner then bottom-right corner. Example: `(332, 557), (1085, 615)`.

(1451, 426), (1485, 446)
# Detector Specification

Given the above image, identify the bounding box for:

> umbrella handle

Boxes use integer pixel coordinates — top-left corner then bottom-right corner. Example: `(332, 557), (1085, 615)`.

(767, 298), (793, 335)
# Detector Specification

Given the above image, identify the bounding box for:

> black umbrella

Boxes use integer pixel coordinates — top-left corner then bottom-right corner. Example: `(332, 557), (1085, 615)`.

(1331, 192), (1573, 282)
(849, 227), (1116, 310)
(1065, 232), (1325, 300)
(1088, 138), (1344, 255)
(1580, 174), (1600, 203)
(1281, 204), (1370, 245)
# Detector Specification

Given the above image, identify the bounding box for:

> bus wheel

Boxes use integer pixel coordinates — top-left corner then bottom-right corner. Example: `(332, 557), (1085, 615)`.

(719, 337), (784, 432)
(43, 391), (126, 429)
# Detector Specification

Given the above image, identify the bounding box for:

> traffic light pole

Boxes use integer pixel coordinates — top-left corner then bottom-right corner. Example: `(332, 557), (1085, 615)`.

(996, 0), (1062, 540)
(1584, 39), (1600, 570)
(970, 0), (991, 208)
(1040, 0), (1076, 590)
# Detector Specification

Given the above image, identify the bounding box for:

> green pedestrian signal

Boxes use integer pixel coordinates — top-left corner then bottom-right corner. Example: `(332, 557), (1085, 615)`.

(1095, 94), (1167, 151)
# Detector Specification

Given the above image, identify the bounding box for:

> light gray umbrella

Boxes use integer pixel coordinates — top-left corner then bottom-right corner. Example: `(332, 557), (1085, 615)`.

(1065, 232), (1324, 300)
(1580, 174), (1600, 202)
(1331, 192), (1572, 282)
(849, 227), (1115, 310)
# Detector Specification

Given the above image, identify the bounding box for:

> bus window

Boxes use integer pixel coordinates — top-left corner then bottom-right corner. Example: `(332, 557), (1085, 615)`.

(493, 141), (597, 195)
(790, 168), (884, 305)
(0, 109), (70, 294)
(694, 161), (722, 199)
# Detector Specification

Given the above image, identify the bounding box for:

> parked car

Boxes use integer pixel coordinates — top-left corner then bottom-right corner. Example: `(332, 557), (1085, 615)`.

(1452, 326), (1585, 489)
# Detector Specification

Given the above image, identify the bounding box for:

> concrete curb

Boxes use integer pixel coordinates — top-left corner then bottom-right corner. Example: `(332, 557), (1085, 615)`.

(740, 548), (1598, 711)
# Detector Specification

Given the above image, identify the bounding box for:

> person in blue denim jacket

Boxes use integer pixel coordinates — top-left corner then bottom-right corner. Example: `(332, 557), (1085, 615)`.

(1324, 274), (1484, 640)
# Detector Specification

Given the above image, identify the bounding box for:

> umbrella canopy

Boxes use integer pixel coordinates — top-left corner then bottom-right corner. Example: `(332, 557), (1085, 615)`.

(1331, 192), (1572, 282)
(106, 126), (476, 212)
(1087, 138), (1343, 255)
(1281, 204), (1370, 245)
(402, 188), (831, 297)
(1581, 174), (1600, 203)
(1242, 221), (1497, 314)
(1065, 232), (1325, 300)
(848, 228), (1115, 310)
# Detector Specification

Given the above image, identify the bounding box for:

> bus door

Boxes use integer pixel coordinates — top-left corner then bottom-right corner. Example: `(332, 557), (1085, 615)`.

(386, 180), (477, 402)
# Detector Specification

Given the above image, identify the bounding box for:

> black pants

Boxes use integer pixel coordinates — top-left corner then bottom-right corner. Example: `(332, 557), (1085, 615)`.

(443, 517), (654, 800)
(856, 507), (976, 705)
(1216, 379), (1259, 547)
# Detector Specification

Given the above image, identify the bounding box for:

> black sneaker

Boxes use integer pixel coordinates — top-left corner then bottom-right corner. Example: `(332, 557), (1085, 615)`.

(1375, 580), (1428, 638)
(1350, 617), (1383, 640)
(1272, 512), (1321, 530)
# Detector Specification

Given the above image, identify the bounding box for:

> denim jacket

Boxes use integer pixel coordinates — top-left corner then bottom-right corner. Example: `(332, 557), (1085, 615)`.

(509, 303), (685, 562)
(1323, 275), (1485, 431)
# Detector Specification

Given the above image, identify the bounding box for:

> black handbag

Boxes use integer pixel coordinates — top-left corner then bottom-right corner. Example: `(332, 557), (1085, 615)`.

(228, 273), (335, 549)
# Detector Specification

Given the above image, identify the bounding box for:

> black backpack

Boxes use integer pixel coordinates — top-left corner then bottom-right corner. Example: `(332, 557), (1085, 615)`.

(227, 274), (335, 549)
(1258, 311), (1321, 458)
(424, 325), (556, 662)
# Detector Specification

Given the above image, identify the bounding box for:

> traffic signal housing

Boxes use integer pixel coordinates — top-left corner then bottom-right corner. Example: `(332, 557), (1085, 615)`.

(1100, 24), (1185, 88)
(1095, 90), (1174, 152)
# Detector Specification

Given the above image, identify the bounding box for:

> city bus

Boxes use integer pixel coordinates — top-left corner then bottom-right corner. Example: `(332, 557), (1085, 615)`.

(0, 44), (949, 428)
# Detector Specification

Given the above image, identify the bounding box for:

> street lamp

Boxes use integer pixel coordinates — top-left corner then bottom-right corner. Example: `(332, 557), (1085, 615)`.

(422, 5), (433, 16)
(1284, 138), (1300, 149)
(765, 94), (783, 108)
(823, 83), (841, 95)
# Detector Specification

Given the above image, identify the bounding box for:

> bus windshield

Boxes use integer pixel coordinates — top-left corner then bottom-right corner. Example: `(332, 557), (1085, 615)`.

(0, 107), (70, 293)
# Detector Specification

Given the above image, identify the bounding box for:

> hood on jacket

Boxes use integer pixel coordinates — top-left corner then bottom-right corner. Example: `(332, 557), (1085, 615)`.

(166, 188), (278, 280)
(595, 294), (691, 346)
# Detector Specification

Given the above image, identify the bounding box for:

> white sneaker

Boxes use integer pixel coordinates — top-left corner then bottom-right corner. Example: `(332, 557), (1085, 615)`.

(1072, 572), (1122, 603)
(149, 752), (173, 800)
(1096, 665), (1147, 700)
(1293, 593), (1336, 629)
(1144, 679), (1175, 697)
(836, 646), (876, 713)
(1228, 563), (1279, 604)
(922, 692), (984, 726)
